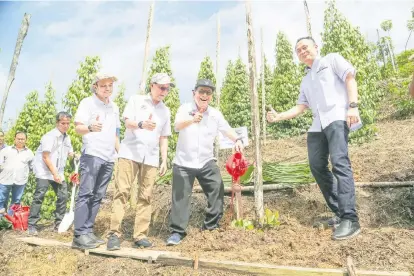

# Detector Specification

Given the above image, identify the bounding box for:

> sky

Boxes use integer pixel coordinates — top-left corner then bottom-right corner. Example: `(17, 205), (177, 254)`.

(0, 0), (413, 129)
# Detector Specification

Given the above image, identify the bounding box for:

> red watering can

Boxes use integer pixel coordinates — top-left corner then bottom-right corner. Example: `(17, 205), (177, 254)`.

(4, 204), (30, 231)
(225, 152), (249, 219)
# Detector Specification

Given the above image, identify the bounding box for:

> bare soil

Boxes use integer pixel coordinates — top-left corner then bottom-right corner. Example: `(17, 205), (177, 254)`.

(1, 116), (414, 275)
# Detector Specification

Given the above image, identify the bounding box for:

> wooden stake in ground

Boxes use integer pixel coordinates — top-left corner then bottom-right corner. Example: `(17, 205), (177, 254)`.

(138, 1), (154, 95)
(245, 0), (264, 223)
(303, 0), (313, 37)
(214, 14), (221, 164)
(0, 13), (31, 125)
(346, 256), (357, 276)
(260, 28), (266, 145)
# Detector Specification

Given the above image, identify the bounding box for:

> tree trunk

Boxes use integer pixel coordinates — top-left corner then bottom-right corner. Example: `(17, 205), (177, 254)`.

(260, 28), (266, 145)
(138, 1), (154, 95)
(386, 39), (397, 73)
(245, 0), (264, 223)
(377, 29), (387, 66)
(405, 30), (412, 52)
(303, 0), (312, 37)
(215, 14), (221, 164)
(0, 13), (31, 125)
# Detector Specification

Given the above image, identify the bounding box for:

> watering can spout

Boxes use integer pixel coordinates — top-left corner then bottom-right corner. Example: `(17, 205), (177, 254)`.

(4, 214), (16, 224)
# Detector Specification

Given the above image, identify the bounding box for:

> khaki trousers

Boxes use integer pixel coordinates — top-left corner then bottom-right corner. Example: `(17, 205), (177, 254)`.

(109, 158), (157, 240)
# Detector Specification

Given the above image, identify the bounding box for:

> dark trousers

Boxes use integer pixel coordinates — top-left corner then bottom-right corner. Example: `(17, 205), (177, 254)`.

(28, 178), (68, 226)
(74, 154), (114, 236)
(307, 120), (358, 222)
(169, 160), (224, 236)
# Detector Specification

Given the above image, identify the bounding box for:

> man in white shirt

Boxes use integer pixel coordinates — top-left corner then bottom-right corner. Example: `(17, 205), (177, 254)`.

(106, 73), (173, 251)
(72, 73), (121, 250)
(28, 111), (76, 235)
(267, 37), (360, 240)
(166, 79), (244, 246)
(0, 132), (34, 214)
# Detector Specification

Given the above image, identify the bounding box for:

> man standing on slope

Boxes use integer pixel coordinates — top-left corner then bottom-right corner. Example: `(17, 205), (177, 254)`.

(72, 73), (121, 249)
(267, 37), (361, 240)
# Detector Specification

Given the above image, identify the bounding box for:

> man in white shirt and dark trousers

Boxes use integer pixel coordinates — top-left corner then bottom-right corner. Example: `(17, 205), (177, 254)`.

(106, 73), (172, 251)
(72, 73), (121, 250)
(28, 111), (75, 235)
(267, 37), (361, 240)
(0, 132), (34, 215)
(166, 79), (244, 246)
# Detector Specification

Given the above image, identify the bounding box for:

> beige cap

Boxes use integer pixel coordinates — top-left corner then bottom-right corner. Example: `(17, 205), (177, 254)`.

(150, 73), (175, 87)
(90, 72), (118, 92)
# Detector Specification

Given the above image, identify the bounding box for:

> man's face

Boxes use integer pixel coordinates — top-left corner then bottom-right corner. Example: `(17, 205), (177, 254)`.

(14, 133), (27, 148)
(94, 79), (114, 99)
(150, 83), (170, 102)
(0, 132), (4, 145)
(296, 39), (318, 64)
(57, 117), (71, 134)
(194, 86), (213, 110)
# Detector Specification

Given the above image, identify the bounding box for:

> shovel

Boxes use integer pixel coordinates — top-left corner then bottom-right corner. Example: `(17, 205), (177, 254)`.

(58, 157), (80, 233)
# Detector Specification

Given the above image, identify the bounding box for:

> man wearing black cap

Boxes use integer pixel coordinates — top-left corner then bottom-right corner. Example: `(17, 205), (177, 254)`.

(166, 79), (244, 246)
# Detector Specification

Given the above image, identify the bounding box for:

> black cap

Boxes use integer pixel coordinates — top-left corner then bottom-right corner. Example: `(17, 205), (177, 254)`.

(195, 79), (215, 91)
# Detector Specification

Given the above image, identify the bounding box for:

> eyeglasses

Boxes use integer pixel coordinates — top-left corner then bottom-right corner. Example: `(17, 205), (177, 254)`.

(198, 89), (213, 96)
(156, 84), (170, 92)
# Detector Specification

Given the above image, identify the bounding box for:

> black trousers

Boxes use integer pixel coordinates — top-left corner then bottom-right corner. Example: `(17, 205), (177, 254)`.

(307, 120), (358, 222)
(169, 160), (224, 236)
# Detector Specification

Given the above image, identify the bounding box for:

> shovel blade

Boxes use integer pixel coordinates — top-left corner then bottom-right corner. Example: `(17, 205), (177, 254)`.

(58, 211), (74, 233)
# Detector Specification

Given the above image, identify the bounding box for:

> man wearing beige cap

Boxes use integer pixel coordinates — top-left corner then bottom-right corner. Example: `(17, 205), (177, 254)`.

(72, 72), (121, 250)
(106, 73), (173, 251)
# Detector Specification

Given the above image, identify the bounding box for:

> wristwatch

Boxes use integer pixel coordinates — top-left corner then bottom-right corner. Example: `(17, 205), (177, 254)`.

(138, 121), (143, 129)
(349, 102), (358, 108)
(88, 125), (93, 132)
(236, 137), (244, 145)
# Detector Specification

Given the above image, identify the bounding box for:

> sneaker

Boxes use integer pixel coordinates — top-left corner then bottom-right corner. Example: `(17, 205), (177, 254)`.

(72, 234), (99, 250)
(133, 238), (153, 248)
(107, 234), (121, 251)
(332, 220), (361, 240)
(166, 233), (182, 246)
(88, 233), (105, 245)
(28, 226), (38, 236)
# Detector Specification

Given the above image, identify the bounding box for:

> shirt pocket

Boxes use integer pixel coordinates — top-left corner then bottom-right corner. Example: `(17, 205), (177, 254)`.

(317, 66), (336, 108)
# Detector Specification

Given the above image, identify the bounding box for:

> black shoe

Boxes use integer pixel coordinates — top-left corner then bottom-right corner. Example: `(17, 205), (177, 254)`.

(133, 238), (153, 248)
(327, 216), (341, 228)
(72, 234), (99, 250)
(88, 233), (105, 245)
(332, 220), (361, 240)
(107, 234), (120, 251)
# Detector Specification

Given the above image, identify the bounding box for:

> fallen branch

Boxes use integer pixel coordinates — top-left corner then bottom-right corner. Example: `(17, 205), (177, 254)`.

(193, 181), (414, 193)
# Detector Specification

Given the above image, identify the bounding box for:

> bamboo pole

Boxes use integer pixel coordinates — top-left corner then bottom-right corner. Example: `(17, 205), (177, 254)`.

(303, 0), (313, 37)
(260, 28), (266, 145)
(245, 0), (264, 223)
(138, 1), (154, 95)
(0, 13), (31, 125)
(215, 14), (221, 164)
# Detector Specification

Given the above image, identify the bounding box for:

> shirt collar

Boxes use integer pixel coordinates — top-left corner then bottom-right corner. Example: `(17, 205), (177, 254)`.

(92, 93), (113, 107)
(191, 101), (210, 114)
(305, 56), (321, 72)
(52, 128), (67, 138)
(12, 146), (28, 151)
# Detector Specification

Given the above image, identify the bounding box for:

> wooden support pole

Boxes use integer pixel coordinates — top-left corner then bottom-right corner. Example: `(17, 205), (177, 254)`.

(260, 27), (266, 145)
(347, 256), (357, 276)
(138, 1), (154, 94)
(245, 0), (264, 223)
(0, 13), (31, 125)
(214, 14), (221, 164)
(303, 0), (313, 37)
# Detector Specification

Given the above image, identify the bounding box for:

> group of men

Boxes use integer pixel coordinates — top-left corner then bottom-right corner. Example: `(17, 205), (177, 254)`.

(3, 36), (411, 250)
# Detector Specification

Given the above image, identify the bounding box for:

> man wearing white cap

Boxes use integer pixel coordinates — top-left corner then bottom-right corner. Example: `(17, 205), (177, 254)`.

(106, 73), (173, 251)
(72, 72), (121, 249)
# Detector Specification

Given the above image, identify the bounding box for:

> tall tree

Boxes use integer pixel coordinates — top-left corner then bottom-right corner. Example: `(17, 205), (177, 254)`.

(197, 56), (217, 107)
(146, 46), (180, 167)
(114, 84), (127, 140)
(322, 0), (382, 142)
(62, 56), (101, 153)
(0, 13), (31, 125)
(406, 12), (414, 51)
(271, 32), (311, 138)
(220, 58), (251, 131)
(380, 20), (397, 72)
